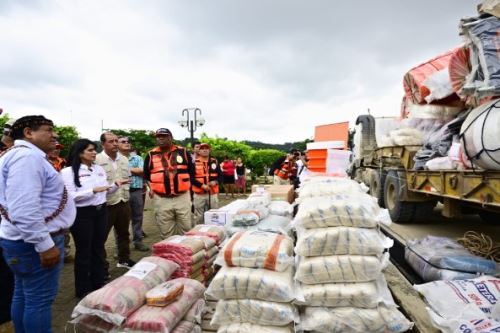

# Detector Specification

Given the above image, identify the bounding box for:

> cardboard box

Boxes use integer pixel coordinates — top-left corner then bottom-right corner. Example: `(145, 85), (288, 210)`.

(203, 199), (248, 226)
(251, 184), (295, 204)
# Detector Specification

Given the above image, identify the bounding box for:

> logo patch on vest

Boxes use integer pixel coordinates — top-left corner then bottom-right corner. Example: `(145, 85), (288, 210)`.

(176, 156), (183, 163)
(211, 163), (217, 170)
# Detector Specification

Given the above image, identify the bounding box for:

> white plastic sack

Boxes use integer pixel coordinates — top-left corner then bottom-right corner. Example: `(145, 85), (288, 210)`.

(300, 306), (413, 333)
(211, 299), (298, 326)
(389, 128), (423, 146)
(268, 200), (294, 217)
(183, 298), (205, 324)
(217, 230), (294, 272)
(247, 192), (272, 207)
(295, 253), (389, 284)
(293, 194), (391, 229)
(297, 177), (367, 201)
(414, 276), (500, 320)
(295, 227), (393, 257)
(426, 303), (500, 333)
(296, 275), (396, 308)
(225, 214), (292, 237)
(424, 68), (454, 103)
(206, 266), (295, 303)
(231, 207), (269, 226)
(425, 157), (457, 170)
(217, 323), (294, 333)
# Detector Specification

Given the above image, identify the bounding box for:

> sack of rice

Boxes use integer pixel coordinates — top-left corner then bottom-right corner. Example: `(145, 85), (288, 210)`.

(217, 323), (294, 333)
(146, 280), (184, 307)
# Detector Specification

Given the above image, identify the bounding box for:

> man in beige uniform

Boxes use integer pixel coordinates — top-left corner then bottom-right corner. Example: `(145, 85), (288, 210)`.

(96, 132), (135, 268)
(143, 128), (194, 238)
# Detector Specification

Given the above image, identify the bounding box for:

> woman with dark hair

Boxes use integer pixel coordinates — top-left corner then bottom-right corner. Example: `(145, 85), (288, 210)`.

(220, 155), (236, 198)
(60, 139), (126, 298)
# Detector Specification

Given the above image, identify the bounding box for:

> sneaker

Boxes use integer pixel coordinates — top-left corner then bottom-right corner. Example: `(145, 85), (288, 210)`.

(116, 259), (136, 269)
(134, 243), (149, 252)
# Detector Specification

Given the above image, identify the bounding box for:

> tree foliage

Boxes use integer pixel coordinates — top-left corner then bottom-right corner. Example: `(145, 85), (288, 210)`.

(54, 126), (79, 157)
(106, 129), (157, 155)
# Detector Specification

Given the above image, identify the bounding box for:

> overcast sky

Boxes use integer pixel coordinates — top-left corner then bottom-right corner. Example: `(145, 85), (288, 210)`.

(0, 0), (478, 143)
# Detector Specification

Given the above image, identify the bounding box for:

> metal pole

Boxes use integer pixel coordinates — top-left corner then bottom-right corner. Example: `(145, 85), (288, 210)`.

(190, 120), (194, 147)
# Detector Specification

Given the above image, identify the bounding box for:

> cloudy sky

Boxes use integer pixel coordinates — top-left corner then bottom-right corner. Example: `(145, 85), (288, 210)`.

(0, 0), (477, 143)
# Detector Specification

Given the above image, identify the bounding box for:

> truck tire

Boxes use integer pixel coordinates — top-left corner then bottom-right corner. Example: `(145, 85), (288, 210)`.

(370, 170), (386, 208)
(384, 170), (415, 223)
(412, 201), (437, 222)
(478, 210), (500, 224)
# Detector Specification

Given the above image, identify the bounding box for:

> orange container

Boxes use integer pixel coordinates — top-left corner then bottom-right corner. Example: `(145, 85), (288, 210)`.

(307, 149), (328, 159)
(307, 159), (326, 169)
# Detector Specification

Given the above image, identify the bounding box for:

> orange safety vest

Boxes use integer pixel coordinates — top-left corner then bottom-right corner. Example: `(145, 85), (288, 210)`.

(274, 159), (295, 180)
(49, 156), (66, 172)
(192, 157), (219, 194)
(148, 145), (191, 196)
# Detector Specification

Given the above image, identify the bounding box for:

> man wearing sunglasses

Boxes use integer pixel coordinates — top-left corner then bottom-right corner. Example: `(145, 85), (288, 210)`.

(118, 137), (148, 252)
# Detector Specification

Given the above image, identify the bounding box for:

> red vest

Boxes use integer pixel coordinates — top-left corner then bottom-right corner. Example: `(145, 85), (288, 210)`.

(148, 145), (190, 196)
(192, 157), (219, 194)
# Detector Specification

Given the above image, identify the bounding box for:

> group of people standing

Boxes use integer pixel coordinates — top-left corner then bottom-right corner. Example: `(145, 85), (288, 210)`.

(270, 148), (309, 187)
(0, 115), (248, 333)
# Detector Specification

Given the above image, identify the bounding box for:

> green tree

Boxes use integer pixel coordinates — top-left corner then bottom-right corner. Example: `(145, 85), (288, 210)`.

(247, 149), (284, 176)
(199, 134), (252, 162)
(0, 114), (9, 129)
(54, 126), (79, 157)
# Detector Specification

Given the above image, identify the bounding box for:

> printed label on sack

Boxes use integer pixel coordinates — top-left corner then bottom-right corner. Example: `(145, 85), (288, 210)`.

(125, 262), (157, 280)
(168, 236), (187, 244)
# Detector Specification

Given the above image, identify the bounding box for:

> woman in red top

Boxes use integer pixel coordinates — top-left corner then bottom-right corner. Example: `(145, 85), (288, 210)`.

(220, 155), (236, 198)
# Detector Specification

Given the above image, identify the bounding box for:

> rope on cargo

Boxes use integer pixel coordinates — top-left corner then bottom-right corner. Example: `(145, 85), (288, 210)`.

(457, 231), (500, 262)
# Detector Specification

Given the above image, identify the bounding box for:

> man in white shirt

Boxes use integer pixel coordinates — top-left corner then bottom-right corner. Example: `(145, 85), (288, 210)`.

(0, 115), (76, 333)
(96, 132), (134, 269)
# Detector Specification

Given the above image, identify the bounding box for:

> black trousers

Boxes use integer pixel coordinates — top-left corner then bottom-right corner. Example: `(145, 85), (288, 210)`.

(70, 204), (107, 297)
(0, 246), (14, 324)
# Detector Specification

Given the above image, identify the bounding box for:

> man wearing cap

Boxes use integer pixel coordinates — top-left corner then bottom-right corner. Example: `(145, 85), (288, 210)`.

(0, 115), (76, 332)
(118, 137), (148, 252)
(47, 141), (66, 172)
(0, 118), (15, 153)
(96, 132), (134, 269)
(191, 143), (222, 225)
(144, 128), (194, 238)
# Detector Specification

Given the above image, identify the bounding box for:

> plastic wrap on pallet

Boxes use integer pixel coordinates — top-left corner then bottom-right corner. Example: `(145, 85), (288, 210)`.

(300, 306), (413, 333)
(225, 214), (292, 237)
(406, 236), (498, 275)
(231, 206), (269, 226)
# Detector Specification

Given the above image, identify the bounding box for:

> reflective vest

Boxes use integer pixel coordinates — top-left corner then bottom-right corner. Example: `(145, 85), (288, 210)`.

(49, 156), (66, 172)
(148, 145), (191, 196)
(274, 160), (295, 180)
(192, 157), (219, 194)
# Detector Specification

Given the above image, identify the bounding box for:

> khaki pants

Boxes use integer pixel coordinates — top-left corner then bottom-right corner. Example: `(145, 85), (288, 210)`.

(153, 192), (192, 239)
(193, 193), (219, 225)
(273, 175), (290, 185)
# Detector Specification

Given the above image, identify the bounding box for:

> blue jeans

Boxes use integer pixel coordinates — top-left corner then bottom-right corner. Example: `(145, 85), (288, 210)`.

(129, 190), (144, 244)
(0, 235), (64, 333)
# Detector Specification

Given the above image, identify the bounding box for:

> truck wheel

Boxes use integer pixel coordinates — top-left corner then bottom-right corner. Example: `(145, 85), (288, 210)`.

(478, 210), (500, 224)
(412, 201), (437, 222)
(384, 170), (415, 223)
(370, 170), (387, 208)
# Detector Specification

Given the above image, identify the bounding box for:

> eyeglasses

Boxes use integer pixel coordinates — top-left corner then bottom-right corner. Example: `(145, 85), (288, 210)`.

(119, 140), (129, 144)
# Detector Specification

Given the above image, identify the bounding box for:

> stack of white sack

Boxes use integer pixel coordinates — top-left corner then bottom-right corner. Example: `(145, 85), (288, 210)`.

(206, 230), (298, 332)
(296, 176), (369, 203)
(294, 177), (413, 333)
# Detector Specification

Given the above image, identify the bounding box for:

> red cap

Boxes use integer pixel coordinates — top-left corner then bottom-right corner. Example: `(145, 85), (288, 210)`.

(199, 143), (211, 149)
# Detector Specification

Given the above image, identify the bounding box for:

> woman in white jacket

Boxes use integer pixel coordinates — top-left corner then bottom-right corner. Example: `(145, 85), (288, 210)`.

(61, 139), (128, 298)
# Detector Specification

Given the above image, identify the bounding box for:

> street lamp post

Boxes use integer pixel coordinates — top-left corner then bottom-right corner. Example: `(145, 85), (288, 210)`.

(178, 108), (205, 147)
